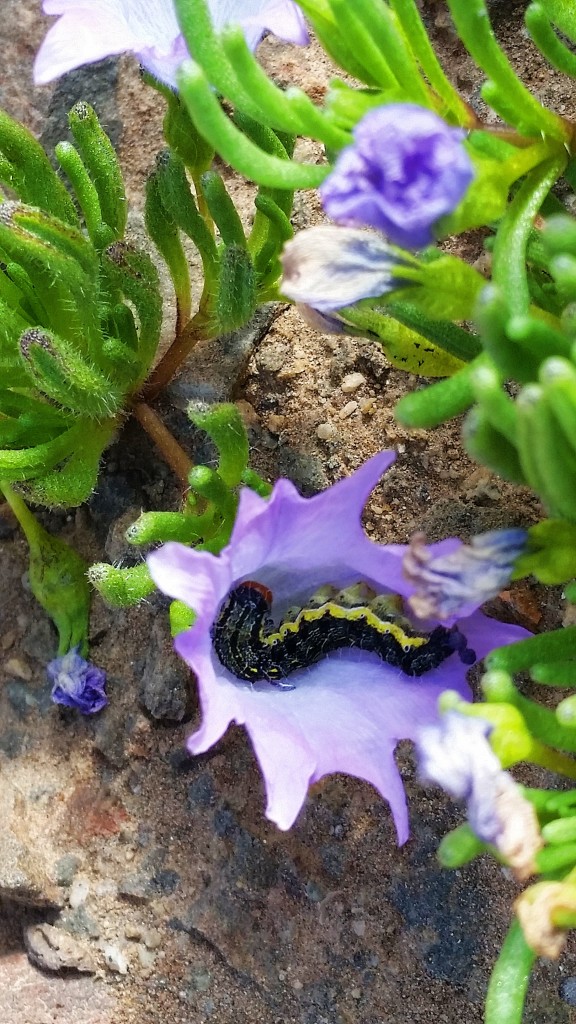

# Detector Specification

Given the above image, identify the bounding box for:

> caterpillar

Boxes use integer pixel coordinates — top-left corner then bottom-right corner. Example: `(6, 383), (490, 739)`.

(211, 581), (476, 686)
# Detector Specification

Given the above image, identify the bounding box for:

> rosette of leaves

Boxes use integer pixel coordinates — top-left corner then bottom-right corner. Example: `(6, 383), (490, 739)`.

(0, 102), (161, 506)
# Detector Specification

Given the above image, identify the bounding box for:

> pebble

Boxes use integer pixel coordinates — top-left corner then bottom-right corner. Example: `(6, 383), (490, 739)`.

(25, 923), (95, 974)
(69, 876), (90, 909)
(143, 928), (162, 949)
(4, 657), (32, 681)
(55, 854), (81, 887)
(351, 919), (366, 937)
(102, 943), (130, 974)
(339, 401), (358, 420)
(341, 372), (366, 393)
(265, 414), (286, 434)
(358, 397), (376, 415)
(136, 944), (156, 969)
(316, 421), (338, 441)
(124, 924), (143, 941)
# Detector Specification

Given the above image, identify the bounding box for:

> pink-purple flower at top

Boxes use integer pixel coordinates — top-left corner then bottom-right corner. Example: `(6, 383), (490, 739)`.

(321, 104), (475, 250)
(47, 647), (108, 714)
(147, 451), (529, 842)
(34, 0), (308, 88)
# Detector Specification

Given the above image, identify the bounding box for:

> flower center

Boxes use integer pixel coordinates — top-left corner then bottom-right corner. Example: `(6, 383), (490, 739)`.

(211, 582), (476, 686)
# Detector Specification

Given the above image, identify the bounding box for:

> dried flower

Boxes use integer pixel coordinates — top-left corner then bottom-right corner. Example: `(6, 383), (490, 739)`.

(416, 711), (542, 879)
(47, 647), (108, 714)
(321, 104), (474, 250)
(35, 0), (308, 88)
(147, 452), (528, 841)
(515, 880), (576, 959)
(280, 225), (412, 313)
(404, 528), (529, 621)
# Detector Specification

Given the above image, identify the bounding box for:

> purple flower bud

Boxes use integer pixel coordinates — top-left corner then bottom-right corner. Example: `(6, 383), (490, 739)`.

(280, 225), (412, 313)
(404, 528), (528, 621)
(47, 647), (108, 714)
(321, 104), (475, 250)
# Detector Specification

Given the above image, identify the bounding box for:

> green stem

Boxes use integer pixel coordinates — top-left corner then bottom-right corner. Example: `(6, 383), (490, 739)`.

(485, 920), (535, 1024)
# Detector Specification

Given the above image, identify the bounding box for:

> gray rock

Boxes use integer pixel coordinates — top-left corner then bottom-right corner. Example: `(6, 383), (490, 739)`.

(24, 923), (96, 974)
(139, 619), (191, 722)
(58, 907), (101, 940)
(55, 855), (81, 887)
(21, 618), (58, 663)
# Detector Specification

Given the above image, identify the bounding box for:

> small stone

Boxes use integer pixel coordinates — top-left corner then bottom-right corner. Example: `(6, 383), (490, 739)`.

(151, 869), (180, 895)
(21, 618), (58, 662)
(351, 918), (366, 937)
(339, 400), (358, 420)
(136, 944), (156, 969)
(341, 372), (366, 393)
(350, 987), (362, 1000)
(4, 657), (32, 681)
(358, 397), (376, 415)
(69, 877), (90, 909)
(316, 422), (338, 441)
(55, 854), (81, 887)
(24, 923), (95, 974)
(142, 929), (162, 950)
(277, 357), (308, 379)
(5, 681), (37, 718)
(256, 340), (289, 373)
(118, 874), (153, 902)
(59, 906), (101, 939)
(265, 414), (286, 434)
(102, 944), (129, 975)
(124, 924), (143, 941)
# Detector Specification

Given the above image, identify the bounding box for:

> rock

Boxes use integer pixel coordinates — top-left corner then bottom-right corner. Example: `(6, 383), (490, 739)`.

(118, 874), (153, 902)
(21, 618), (58, 663)
(139, 619), (191, 722)
(58, 907), (101, 940)
(55, 855), (81, 888)
(341, 372), (366, 393)
(102, 944), (129, 975)
(0, 833), (61, 909)
(24, 923), (96, 974)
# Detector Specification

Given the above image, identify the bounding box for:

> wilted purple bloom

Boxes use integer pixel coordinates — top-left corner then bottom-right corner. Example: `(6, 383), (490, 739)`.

(35, 0), (308, 88)
(280, 226), (412, 313)
(321, 104), (475, 250)
(147, 451), (528, 842)
(416, 710), (541, 878)
(47, 647), (108, 714)
(404, 528), (529, 621)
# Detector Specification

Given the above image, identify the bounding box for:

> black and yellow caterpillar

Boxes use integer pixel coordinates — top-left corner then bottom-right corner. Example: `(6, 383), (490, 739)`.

(211, 581), (476, 686)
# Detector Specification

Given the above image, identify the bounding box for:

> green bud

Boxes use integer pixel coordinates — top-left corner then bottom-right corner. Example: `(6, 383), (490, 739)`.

(125, 510), (208, 546)
(20, 327), (124, 418)
(0, 108), (78, 225)
(88, 562), (156, 607)
(557, 694), (576, 726)
(215, 244), (256, 333)
(68, 102), (127, 238)
(438, 824), (486, 868)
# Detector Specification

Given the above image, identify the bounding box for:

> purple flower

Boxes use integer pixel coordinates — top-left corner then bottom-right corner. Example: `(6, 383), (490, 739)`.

(280, 226), (413, 313)
(47, 647), (108, 714)
(404, 528), (529, 621)
(416, 711), (542, 878)
(147, 451), (528, 842)
(34, 0), (308, 88)
(320, 104), (475, 250)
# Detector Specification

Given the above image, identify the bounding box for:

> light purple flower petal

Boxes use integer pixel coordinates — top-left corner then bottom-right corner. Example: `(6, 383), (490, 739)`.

(35, 0), (307, 88)
(321, 103), (475, 250)
(147, 452), (530, 840)
(280, 226), (412, 313)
